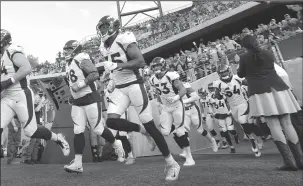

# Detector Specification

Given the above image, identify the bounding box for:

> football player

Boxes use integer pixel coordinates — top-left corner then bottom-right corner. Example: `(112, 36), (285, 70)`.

(150, 57), (194, 166)
(211, 90), (239, 153)
(62, 40), (124, 173)
(201, 84), (228, 149)
(215, 64), (263, 157)
(96, 16), (180, 181)
(179, 82), (218, 158)
(0, 29), (70, 158)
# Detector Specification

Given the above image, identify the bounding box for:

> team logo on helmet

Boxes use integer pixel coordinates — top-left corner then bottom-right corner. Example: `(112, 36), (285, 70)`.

(96, 15), (120, 43)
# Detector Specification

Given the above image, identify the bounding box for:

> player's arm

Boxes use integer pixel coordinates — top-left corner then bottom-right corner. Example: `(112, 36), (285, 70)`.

(71, 57), (99, 92)
(173, 79), (186, 99)
(117, 43), (145, 70)
(1, 52), (32, 92)
(183, 88), (199, 104)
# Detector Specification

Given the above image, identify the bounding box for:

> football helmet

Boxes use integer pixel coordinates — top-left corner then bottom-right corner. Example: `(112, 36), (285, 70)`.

(150, 57), (166, 75)
(1, 29), (12, 54)
(208, 82), (215, 93)
(217, 64), (233, 82)
(96, 16), (120, 43)
(198, 88), (208, 99)
(63, 40), (82, 62)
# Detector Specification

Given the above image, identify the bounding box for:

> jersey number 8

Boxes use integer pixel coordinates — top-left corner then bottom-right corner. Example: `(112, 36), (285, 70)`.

(66, 69), (78, 83)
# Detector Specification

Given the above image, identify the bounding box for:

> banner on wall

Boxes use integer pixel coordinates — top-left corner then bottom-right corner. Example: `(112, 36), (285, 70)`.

(36, 76), (71, 111)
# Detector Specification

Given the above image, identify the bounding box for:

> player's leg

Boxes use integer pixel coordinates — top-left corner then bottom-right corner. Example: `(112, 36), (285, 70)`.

(226, 116), (239, 144)
(106, 88), (143, 133)
(236, 103), (261, 157)
(86, 102), (125, 162)
(64, 105), (86, 173)
(129, 84), (180, 181)
(206, 113), (222, 147)
(218, 118), (235, 153)
(14, 89), (70, 156)
(193, 106), (218, 152)
(279, 114), (303, 169)
(178, 112), (191, 158)
(0, 97), (15, 137)
(89, 127), (101, 162)
(173, 103), (195, 166)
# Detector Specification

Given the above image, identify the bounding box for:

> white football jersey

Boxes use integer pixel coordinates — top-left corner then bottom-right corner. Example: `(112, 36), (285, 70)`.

(100, 31), (143, 86)
(199, 95), (213, 114)
(209, 97), (229, 114)
(150, 71), (180, 106)
(65, 53), (96, 99)
(1, 44), (29, 93)
(182, 82), (195, 107)
(214, 75), (247, 108)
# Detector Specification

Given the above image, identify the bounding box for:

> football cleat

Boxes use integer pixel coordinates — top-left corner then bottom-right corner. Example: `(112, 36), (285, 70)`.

(56, 133), (70, 156)
(113, 140), (125, 160)
(183, 157), (196, 166)
(64, 160), (83, 174)
(125, 157), (135, 165)
(221, 141), (229, 149)
(211, 138), (219, 152)
(164, 162), (181, 181)
(230, 147), (236, 154)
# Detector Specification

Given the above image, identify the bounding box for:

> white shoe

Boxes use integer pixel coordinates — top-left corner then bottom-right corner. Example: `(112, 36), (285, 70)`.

(165, 162), (180, 181)
(113, 140), (125, 160)
(56, 133), (70, 156)
(117, 157), (125, 162)
(183, 157), (196, 166)
(255, 150), (261, 157)
(64, 160), (83, 174)
(125, 157), (135, 165)
(221, 141), (229, 149)
(211, 138), (218, 152)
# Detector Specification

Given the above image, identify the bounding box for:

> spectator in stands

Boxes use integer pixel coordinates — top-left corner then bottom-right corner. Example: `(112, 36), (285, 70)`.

(7, 117), (21, 164)
(268, 19), (282, 36)
(223, 36), (241, 52)
(282, 14), (300, 32)
(208, 42), (221, 68)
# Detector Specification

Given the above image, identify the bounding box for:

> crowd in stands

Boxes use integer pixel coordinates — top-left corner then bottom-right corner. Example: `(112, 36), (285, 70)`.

(30, 2), (302, 85)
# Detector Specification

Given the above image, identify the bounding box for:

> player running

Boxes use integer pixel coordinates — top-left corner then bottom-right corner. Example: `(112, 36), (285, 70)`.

(0, 29), (70, 160)
(62, 40), (125, 173)
(96, 16), (180, 181)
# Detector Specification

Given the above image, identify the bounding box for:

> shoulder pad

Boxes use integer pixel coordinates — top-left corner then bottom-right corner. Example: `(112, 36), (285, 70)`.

(233, 74), (244, 81)
(117, 31), (137, 50)
(166, 71), (180, 81)
(74, 52), (90, 61)
(7, 44), (24, 54)
(183, 82), (191, 89)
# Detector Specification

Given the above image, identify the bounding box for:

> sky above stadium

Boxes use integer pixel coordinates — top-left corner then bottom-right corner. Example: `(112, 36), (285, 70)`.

(1, 1), (192, 63)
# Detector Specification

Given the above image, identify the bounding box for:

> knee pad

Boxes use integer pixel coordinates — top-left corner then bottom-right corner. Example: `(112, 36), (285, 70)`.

(241, 124), (253, 135)
(106, 118), (120, 130)
(93, 125), (105, 136)
(173, 133), (184, 149)
(210, 129), (217, 136)
(201, 130), (208, 136)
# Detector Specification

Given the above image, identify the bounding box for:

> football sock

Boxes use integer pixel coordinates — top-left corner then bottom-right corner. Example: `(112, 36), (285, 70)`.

(165, 154), (176, 166)
(31, 127), (52, 140)
(101, 128), (115, 144)
(143, 120), (170, 157)
(106, 118), (140, 132)
(74, 133), (85, 154)
(75, 154), (83, 164)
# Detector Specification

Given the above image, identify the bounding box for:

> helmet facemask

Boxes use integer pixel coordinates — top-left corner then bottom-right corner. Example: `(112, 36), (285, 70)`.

(96, 16), (120, 43)
(219, 69), (233, 82)
(63, 40), (82, 62)
(151, 63), (164, 76)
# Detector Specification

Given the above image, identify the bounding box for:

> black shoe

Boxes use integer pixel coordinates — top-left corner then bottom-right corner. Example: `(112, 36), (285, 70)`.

(230, 148), (236, 154)
(23, 160), (34, 165)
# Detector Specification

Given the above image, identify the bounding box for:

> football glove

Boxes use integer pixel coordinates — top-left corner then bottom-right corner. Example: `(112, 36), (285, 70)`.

(103, 61), (119, 72)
